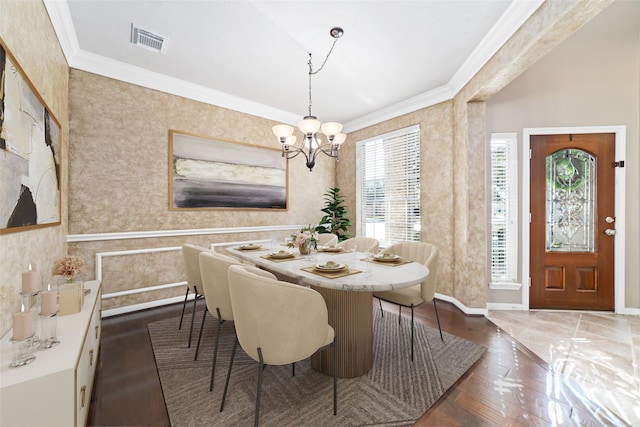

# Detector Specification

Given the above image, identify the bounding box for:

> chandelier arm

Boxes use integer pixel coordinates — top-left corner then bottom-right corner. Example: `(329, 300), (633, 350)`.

(317, 142), (339, 155)
(282, 146), (312, 165)
(283, 149), (304, 161)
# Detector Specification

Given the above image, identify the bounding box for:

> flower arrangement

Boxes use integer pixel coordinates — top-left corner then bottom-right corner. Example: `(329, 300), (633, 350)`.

(52, 255), (84, 282)
(288, 225), (319, 252)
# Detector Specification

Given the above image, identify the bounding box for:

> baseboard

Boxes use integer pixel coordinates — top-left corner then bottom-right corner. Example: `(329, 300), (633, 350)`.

(435, 293), (487, 316)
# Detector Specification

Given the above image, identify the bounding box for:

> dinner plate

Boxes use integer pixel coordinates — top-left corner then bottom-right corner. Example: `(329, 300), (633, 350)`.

(314, 262), (346, 272)
(269, 251), (294, 259)
(374, 253), (400, 262)
(319, 246), (343, 252)
(239, 244), (261, 250)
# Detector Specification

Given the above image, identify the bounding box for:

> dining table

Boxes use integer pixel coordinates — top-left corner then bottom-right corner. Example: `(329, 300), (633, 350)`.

(226, 243), (429, 378)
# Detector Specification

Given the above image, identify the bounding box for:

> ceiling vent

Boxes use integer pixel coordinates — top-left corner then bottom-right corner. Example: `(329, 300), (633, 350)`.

(130, 24), (167, 54)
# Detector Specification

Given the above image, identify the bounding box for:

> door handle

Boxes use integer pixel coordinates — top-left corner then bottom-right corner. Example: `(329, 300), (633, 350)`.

(605, 216), (615, 223)
(605, 229), (616, 236)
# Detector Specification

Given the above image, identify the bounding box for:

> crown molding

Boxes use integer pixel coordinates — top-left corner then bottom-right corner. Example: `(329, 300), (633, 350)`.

(343, 85), (454, 133)
(71, 50), (300, 125)
(43, 0), (80, 63)
(344, 0), (543, 133)
(45, 0), (540, 133)
(43, 0), (299, 125)
(448, 0), (544, 94)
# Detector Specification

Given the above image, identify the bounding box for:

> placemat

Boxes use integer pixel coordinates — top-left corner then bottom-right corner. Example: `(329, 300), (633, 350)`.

(362, 257), (413, 267)
(260, 254), (304, 263)
(301, 266), (362, 279)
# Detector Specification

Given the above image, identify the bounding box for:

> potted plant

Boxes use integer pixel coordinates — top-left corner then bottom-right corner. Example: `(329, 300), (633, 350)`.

(315, 187), (351, 242)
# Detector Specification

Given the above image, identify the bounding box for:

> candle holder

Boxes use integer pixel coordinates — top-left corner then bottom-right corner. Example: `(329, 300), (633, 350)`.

(39, 311), (60, 349)
(9, 334), (36, 368)
(20, 290), (40, 313)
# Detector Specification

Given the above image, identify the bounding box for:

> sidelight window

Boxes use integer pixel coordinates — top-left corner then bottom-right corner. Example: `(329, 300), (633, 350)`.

(490, 133), (518, 284)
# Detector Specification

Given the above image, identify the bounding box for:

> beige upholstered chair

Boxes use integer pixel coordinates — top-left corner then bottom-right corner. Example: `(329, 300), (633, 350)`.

(194, 251), (241, 390)
(372, 241), (443, 361)
(316, 233), (338, 247)
(222, 264), (337, 426)
(180, 244), (210, 348)
(338, 236), (380, 253)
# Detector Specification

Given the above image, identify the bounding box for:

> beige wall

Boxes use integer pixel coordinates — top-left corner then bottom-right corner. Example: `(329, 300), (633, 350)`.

(486, 0), (640, 307)
(338, 103), (456, 297)
(337, 0), (614, 309)
(0, 1), (70, 337)
(68, 70), (334, 311)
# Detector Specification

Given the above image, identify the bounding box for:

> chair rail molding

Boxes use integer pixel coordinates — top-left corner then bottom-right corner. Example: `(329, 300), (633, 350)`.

(79, 225), (492, 318)
(67, 224), (303, 242)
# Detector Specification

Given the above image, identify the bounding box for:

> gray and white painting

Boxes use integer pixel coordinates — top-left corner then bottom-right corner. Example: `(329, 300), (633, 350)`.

(170, 131), (287, 209)
(0, 42), (61, 233)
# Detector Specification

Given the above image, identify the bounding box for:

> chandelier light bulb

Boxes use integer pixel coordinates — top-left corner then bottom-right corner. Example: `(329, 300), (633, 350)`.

(285, 135), (297, 148)
(272, 124), (294, 139)
(298, 117), (321, 135)
(332, 133), (347, 146)
(321, 122), (343, 138)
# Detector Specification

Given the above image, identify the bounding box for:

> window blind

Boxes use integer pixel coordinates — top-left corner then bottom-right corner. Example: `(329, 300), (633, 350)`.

(490, 134), (518, 283)
(356, 125), (420, 247)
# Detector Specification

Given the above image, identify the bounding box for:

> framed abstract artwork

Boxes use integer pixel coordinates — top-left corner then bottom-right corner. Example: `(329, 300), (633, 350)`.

(0, 38), (62, 234)
(169, 130), (288, 210)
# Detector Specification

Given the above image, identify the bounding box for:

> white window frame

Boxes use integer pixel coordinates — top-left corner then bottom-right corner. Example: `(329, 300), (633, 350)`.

(489, 132), (519, 289)
(356, 125), (421, 248)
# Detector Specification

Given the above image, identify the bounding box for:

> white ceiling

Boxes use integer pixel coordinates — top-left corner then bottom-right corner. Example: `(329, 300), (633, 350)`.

(44, 0), (543, 132)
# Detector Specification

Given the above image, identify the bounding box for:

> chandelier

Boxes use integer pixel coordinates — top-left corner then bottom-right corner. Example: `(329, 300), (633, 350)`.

(272, 27), (346, 171)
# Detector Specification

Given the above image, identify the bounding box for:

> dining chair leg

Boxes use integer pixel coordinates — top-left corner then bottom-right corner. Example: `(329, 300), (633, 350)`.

(194, 306), (208, 361)
(292, 362), (295, 377)
(255, 348), (266, 427)
(209, 309), (223, 392)
(433, 299), (444, 341)
(333, 337), (337, 416)
(187, 291), (199, 348)
(220, 336), (238, 412)
(178, 288), (189, 329)
(378, 298), (384, 317)
(410, 305), (415, 362)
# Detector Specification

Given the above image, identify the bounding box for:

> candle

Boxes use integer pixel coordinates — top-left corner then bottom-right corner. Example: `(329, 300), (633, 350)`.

(13, 307), (33, 341)
(22, 264), (40, 294)
(41, 290), (58, 315)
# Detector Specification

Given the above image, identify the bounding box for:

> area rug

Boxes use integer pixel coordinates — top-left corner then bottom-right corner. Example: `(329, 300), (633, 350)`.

(148, 308), (485, 426)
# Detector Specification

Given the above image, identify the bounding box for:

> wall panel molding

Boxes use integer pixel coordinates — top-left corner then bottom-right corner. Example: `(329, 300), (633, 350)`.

(68, 224), (303, 242)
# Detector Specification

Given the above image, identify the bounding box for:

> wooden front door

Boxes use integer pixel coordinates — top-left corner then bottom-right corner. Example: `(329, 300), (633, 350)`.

(530, 133), (615, 310)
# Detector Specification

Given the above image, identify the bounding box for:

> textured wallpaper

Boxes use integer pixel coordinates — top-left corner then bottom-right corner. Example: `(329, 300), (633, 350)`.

(338, 0), (612, 309)
(68, 70), (334, 310)
(0, 1), (70, 337)
(339, 104), (456, 298)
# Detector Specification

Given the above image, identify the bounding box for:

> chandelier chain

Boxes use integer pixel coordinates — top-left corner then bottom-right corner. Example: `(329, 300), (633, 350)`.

(307, 36), (340, 117)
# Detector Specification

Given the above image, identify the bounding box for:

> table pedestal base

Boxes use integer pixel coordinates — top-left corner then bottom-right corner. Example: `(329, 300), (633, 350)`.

(311, 287), (373, 378)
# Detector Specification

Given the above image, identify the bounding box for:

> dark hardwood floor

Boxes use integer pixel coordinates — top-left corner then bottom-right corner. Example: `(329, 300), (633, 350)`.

(88, 299), (596, 426)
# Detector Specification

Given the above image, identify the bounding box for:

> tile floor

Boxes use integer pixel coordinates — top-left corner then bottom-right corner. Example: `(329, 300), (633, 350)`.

(487, 310), (640, 426)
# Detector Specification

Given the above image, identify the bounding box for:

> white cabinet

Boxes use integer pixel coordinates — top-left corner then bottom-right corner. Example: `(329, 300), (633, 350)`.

(0, 281), (102, 427)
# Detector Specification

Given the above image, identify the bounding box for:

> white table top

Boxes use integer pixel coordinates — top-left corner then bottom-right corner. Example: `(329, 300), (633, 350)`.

(226, 246), (429, 292)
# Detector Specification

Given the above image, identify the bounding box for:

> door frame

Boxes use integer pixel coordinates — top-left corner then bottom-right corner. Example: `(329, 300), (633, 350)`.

(522, 126), (626, 312)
